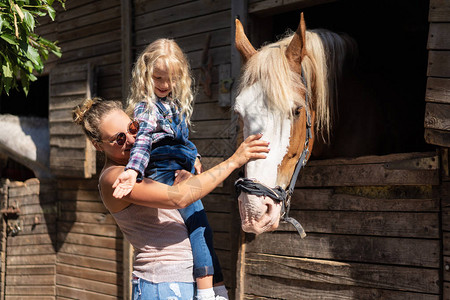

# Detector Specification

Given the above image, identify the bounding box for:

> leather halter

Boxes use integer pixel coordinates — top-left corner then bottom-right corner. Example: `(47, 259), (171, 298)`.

(235, 68), (311, 238)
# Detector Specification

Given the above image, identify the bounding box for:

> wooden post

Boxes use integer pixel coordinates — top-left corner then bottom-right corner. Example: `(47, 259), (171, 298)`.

(121, 0), (133, 104)
(0, 180), (8, 300)
(231, 2), (248, 299)
(121, 2), (133, 299)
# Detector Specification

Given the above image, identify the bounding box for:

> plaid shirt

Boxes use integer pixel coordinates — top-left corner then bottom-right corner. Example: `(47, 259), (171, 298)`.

(125, 99), (178, 179)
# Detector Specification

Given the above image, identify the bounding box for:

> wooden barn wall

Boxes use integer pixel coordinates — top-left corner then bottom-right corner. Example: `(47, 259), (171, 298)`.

(424, 0), (450, 147)
(424, 1), (450, 298)
(132, 0), (237, 292)
(35, 0), (125, 299)
(2, 179), (57, 300)
(239, 152), (441, 299)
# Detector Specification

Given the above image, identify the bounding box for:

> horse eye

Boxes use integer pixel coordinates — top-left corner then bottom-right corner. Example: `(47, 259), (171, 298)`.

(294, 106), (302, 116)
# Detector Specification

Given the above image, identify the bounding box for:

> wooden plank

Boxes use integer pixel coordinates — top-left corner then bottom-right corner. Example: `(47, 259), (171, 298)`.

(59, 29), (121, 53)
(59, 212), (116, 225)
(58, 40), (121, 65)
(50, 135), (87, 148)
(56, 232), (118, 249)
(426, 77), (450, 104)
(427, 51), (450, 77)
(56, 274), (120, 297)
(57, 243), (120, 261)
(306, 151), (438, 166)
(56, 263), (119, 285)
(244, 273), (439, 300)
(50, 147), (86, 160)
(58, 5), (120, 34)
(292, 188), (438, 212)
(57, 221), (120, 238)
(173, 28), (231, 53)
(213, 232), (232, 251)
(60, 200), (108, 213)
(134, 1), (230, 31)
(7, 265), (54, 275)
(190, 120), (233, 139)
(206, 212), (232, 233)
(58, 189), (100, 201)
(425, 102), (450, 131)
(428, 23), (450, 50)
(57, 178), (100, 190)
(6, 274), (54, 285)
(429, 0), (450, 22)
(245, 252), (439, 294)
(444, 255), (450, 282)
(58, 17), (120, 43)
(56, 285), (117, 300)
(7, 244), (55, 256)
(425, 128), (450, 147)
(191, 138), (235, 157)
(5, 297), (54, 300)
(7, 255), (55, 266)
(7, 234), (54, 246)
(277, 211), (439, 238)
(134, 10), (230, 44)
(134, 0), (192, 15)
(297, 164), (438, 187)
(245, 233), (440, 268)
(202, 193), (233, 213)
(5, 286), (55, 296)
(442, 232), (450, 256)
(192, 102), (231, 121)
(249, 0), (337, 15)
(57, 253), (118, 273)
(57, 0), (119, 23)
(50, 81), (88, 97)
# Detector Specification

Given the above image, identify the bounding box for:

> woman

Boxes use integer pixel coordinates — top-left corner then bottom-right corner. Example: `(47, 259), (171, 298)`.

(72, 98), (269, 300)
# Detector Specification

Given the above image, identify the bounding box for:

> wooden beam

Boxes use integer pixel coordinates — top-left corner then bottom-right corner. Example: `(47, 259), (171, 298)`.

(121, 3), (132, 296)
(121, 0), (132, 103)
(231, 2), (248, 298)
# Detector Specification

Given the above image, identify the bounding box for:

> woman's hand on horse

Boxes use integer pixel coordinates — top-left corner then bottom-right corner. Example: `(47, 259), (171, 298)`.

(230, 133), (269, 168)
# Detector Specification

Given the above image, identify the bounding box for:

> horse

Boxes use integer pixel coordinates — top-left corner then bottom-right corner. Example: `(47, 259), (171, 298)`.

(234, 13), (354, 235)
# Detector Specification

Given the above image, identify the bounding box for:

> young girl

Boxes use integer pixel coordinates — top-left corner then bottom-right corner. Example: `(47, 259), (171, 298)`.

(112, 39), (228, 300)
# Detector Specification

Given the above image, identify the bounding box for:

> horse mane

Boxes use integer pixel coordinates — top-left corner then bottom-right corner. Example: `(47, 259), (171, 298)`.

(238, 29), (355, 142)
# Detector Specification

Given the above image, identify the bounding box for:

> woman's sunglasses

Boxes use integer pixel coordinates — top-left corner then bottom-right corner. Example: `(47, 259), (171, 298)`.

(103, 120), (140, 146)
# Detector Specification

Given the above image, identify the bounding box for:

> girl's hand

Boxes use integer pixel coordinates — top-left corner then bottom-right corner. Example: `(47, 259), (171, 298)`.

(174, 169), (194, 185)
(194, 157), (203, 174)
(229, 133), (269, 168)
(112, 169), (139, 199)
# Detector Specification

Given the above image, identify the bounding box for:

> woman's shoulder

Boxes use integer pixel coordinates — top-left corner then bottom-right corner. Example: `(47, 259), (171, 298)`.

(99, 165), (130, 213)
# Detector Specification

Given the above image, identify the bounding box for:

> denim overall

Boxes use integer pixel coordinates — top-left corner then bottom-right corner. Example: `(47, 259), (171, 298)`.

(146, 100), (223, 282)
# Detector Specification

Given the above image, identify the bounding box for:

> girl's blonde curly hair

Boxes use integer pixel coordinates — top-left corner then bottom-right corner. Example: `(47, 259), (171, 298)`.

(127, 38), (195, 124)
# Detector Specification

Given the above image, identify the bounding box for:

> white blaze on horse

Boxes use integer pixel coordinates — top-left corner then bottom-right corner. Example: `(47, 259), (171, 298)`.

(234, 13), (353, 235)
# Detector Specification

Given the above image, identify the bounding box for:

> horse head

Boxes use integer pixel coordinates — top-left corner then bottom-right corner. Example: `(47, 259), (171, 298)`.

(234, 13), (350, 235)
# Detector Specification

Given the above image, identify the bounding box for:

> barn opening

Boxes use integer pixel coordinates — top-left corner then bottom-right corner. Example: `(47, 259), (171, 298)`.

(251, 0), (432, 158)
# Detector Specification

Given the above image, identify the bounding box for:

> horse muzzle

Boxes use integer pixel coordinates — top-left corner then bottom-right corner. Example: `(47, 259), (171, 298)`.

(238, 193), (282, 234)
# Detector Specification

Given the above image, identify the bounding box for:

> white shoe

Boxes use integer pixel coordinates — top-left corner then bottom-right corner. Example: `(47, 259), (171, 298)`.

(215, 296), (228, 300)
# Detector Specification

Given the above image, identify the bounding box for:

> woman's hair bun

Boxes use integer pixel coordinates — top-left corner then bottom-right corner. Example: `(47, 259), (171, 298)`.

(72, 98), (95, 125)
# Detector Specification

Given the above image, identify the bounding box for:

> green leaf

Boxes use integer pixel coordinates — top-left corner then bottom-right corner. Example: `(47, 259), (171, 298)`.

(20, 70), (29, 96)
(2, 61), (13, 77)
(45, 5), (55, 21)
(23, 10), (35, 32)
(3, 76), (12, 95)
(25, 44), (41, 66)
(0, 15), (4, 33)
(1, 33), (18, 45)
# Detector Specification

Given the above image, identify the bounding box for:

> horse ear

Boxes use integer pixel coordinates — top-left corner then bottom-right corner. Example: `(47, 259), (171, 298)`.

(235, 18), (257, 62)
(286, 12), (307, 72)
